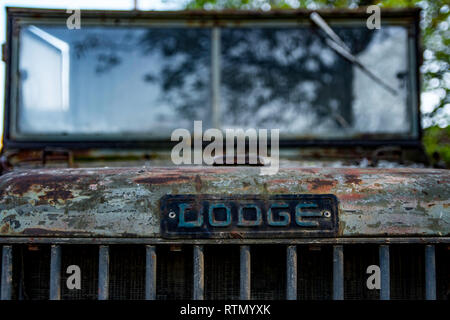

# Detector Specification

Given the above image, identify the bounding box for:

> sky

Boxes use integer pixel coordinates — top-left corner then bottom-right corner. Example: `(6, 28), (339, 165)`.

(0, 0), (445, 139)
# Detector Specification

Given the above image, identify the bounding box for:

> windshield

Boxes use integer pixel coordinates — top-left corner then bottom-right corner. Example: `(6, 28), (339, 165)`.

(14, 21), (417, 140)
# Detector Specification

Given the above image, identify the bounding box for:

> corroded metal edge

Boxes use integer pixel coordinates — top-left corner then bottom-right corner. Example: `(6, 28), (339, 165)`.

(0, 237), (448, 244)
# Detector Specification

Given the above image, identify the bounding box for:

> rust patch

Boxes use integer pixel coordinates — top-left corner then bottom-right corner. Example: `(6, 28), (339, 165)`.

(134, 174), (191, 185)
(344, 174), (362, 185)
(1, 223), (11, 234)
(38, 189), (74, 203)
(230, 231), (244, 239)
(307, 179), (337, 192)
(338, 193), (366, 201)
(195, 175), (202, 192)
(9, 174), (87, 196)
(267, 179), (290, 185)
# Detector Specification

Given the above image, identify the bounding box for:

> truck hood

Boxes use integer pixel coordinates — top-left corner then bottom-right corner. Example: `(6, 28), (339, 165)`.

(0, 167), (448, 240)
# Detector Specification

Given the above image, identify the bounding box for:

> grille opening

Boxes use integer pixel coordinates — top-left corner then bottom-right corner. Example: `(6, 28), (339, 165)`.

(205, 245), (239, 300)
(436, 244), (450, 300)
(19, 245), (50, 300)
(156, 245), (193, 300)
(391, 245), (424, 300)
(110, 245), (145, 300)
(251, 245), (285, 300)
(297, 245), (332, 300)
(61, 245), (98, 300)
(344, 245), (379, 300)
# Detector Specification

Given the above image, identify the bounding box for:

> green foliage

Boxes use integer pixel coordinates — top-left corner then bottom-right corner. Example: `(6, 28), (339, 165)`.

(423, 125), (450, 167)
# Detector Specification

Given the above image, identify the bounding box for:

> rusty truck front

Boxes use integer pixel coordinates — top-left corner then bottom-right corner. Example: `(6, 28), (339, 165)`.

(0, 8), (448, 300)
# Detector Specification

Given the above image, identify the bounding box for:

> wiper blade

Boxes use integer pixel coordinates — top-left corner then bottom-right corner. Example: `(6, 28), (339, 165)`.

(310, 12), (398, 96)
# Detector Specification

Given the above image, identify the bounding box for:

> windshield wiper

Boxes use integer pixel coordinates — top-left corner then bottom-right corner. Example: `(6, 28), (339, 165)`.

(310, 12), (398, 96)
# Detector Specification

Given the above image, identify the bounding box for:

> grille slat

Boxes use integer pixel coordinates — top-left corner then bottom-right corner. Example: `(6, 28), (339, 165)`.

(425, 245), (436, 300)
(49, 245), (61, 300)
(332, 245), (344, 300)
(1, 245), (12, 300)
(98, 245), (110, 300)
(379, 245), (390, 300)
(193, 245), (205, 300)
(240, 245), (251, 300)
(286, 245), (297, 300)
(145, 245), (157, 300)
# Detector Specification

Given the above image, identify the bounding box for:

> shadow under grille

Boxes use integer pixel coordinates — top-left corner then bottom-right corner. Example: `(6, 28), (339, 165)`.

(205, 245), (240, 300)
(344, 245), (379, 300)
(391, 245), (425, 300)
(298, 245), (333, 300)
(61, 245), (98, 300)
(156, 245), (193, 300)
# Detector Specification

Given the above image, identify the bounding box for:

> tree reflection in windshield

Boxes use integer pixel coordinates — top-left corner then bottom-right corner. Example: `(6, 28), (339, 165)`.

(18, 24), (410, 138)
(220, 27), (374, 133)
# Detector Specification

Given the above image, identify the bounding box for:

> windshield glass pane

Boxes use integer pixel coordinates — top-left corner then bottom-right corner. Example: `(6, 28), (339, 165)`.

(16, 23), (413, 139)
(18, 26), (212, 136)
(220, 26), (411, 138)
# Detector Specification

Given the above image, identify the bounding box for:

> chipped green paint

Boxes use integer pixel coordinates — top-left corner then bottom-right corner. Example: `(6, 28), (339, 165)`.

(0, 167), (448, 239)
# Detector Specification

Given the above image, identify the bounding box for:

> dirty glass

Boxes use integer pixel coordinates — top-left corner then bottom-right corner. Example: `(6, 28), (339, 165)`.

(16, 24), (413, 139)
(220, 26), (411, 138)
(18, 26), (212, 136)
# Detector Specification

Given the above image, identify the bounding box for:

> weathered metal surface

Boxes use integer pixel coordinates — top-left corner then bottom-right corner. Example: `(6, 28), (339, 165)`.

(286, 245), (297, 300)
(1, 245), (12, 300)
(0, 167), (448, 239)
(49, 244), (61, 300)
(145, 245), (156, 300)
(425, 245), (436, 300)
(332, 245), (344, 300)
(193, 245), (204, 300)
(240, 245), (251, 300)
(160, 194), (338, 239)
(379, 245), (390, 300)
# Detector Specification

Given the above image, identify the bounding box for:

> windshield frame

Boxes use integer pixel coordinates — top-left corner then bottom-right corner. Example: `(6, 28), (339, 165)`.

(3, 7), (422, 150)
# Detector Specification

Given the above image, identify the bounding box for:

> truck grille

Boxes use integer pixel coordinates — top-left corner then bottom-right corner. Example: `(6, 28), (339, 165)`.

(0, 243), (448, 300)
